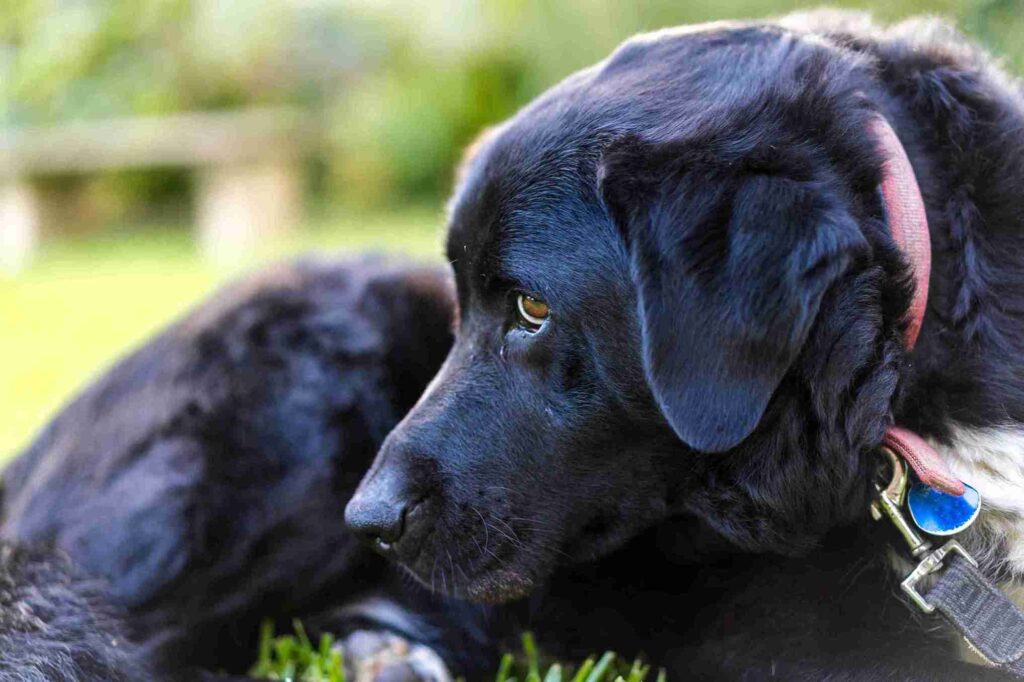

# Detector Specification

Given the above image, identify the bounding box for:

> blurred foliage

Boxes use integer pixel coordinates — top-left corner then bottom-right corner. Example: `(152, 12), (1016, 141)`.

(251, 620), (346, 682)
(3, 0), (1023, 211)
(2, 0), (362, 120)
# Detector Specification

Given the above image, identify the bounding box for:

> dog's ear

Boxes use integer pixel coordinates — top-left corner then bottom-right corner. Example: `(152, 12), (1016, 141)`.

(600, 140), (867, 452)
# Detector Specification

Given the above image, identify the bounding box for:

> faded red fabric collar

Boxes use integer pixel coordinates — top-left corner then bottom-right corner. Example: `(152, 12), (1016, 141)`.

(870, 116), (965, 496)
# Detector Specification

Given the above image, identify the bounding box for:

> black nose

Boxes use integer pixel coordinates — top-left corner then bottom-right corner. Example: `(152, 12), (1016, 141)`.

(346, 465), (431, 558)
(345, 495), (408, 549)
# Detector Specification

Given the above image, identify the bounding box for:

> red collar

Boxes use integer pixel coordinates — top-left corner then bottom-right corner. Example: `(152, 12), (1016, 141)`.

(871, 116), (965, 496)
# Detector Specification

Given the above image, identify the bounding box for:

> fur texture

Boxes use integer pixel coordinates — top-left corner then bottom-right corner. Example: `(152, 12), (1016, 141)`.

(0, 541), (155, 682)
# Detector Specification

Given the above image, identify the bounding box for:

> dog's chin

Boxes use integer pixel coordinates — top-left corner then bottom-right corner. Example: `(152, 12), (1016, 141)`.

(463, 567), (537, 603)
(399, 550), (542, 604)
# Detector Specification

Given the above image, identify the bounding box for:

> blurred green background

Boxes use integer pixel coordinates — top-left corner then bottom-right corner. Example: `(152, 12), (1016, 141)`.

(2, 0), (1022, 460)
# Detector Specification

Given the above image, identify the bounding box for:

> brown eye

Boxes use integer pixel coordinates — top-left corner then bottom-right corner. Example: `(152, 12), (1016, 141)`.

(516, 293), (550, 329)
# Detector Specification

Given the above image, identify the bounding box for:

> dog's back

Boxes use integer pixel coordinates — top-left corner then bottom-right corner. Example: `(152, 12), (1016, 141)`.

(0, 255), (462, 674)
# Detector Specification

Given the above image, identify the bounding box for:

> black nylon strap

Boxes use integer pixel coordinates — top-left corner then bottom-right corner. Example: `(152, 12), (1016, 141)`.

(925, 554), (1024, 676)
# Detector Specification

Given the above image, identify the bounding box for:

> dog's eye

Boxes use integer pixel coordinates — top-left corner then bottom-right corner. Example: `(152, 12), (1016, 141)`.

(515, 293), (549, 331)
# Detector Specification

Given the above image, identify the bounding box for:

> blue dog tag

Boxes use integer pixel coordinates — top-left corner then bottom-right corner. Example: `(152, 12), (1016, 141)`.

(907, 481), (981, 536)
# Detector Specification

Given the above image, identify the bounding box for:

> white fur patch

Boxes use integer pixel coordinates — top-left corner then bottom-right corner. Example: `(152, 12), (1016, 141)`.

(929, 425), (1024, 575)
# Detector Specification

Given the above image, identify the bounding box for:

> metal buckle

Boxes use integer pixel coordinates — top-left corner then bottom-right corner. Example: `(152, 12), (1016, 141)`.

(871, 447), (932, 558)
(872, 447), (980, 613)
(901, 540), (978, 613)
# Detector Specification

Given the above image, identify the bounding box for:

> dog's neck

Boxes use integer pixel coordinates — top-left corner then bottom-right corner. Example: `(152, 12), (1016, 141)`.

(879, 40), (1024, 576)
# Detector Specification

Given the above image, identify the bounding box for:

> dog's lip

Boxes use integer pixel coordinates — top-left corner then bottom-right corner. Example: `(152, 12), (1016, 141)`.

(400, 556), (538, 603)
(392, 524), (544, 602)
(463, 566), (536, 603)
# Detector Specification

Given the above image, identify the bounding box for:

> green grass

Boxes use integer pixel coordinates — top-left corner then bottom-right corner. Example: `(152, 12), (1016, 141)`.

(0, 208), (446, 463)
(491, 632), (663, 682)
(251, 621), (347, 682)
(250, 623), (664, 682)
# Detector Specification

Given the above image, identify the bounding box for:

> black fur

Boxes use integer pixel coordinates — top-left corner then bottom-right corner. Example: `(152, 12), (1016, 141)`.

(517, 521), (1018, 681)
(347, 11), (1024, 677)
(0, 255), (496, 678)
(0, 541), (155, 681)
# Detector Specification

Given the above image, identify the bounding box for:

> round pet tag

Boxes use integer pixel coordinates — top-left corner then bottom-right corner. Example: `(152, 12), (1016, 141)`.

(907, 481), (981, 536)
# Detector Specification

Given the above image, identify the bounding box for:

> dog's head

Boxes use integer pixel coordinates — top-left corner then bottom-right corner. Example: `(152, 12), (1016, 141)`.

(347, 23), (913, 602)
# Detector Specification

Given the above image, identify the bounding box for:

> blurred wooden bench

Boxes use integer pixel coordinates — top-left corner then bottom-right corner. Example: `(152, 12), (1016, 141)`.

(0, 107), (319, 271)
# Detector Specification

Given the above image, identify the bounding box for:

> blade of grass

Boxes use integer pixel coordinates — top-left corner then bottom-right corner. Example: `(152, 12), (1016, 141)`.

(496, 653), (515, 682)
(584, 652), (615, 682)
(523, 632), (540, 681)
(570, 657), (595, 682)
(255, 620), (274, 673)
(543, 664), (563, 682)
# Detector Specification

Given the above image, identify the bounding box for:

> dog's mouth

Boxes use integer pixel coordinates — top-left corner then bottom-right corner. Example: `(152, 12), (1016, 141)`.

(387, 504), (648, 603)
(384, 507), (555, 603)
(394, 539), (542, 604)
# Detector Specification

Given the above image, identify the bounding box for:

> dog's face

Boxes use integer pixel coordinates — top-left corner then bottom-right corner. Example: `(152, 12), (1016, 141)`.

(348, 23), (909, 602)
(348, 175), (686, 601)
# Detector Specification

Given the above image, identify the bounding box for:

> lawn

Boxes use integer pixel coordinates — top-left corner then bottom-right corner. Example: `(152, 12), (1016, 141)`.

(252, 625), (661, 682)
(0, 209), (446, 462)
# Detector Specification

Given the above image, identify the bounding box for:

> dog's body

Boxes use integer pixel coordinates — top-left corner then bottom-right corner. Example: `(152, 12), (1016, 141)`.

(347, 11), (1024, 677)
(1, 255), (499, 679)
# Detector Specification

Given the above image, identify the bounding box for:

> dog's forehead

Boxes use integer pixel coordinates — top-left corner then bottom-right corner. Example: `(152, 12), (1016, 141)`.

(446, 131), (624, 301)
(445, 22), (801, 296)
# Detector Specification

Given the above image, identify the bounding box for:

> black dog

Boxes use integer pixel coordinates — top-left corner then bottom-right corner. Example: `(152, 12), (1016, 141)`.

(347, 11), (1024, 676)
(1, 254), (1014, 680)
(1, 255), (497, 679)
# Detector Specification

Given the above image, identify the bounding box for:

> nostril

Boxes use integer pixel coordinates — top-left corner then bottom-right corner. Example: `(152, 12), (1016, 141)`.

(377, 504), (407, 547)
(380, 504), (407, 544)
(370, 499), (424, 550)
(345, 498), (407, 549)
